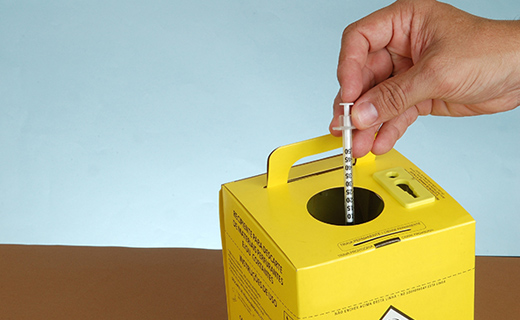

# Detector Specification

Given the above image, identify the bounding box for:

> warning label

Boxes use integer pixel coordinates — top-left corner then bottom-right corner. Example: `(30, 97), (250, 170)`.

(227, 249), (273, 319)
(232, 211), (284, 286)
(406, 168), (446, 200)
(380, 306), (413, 320)
(224, 209), (297, 320)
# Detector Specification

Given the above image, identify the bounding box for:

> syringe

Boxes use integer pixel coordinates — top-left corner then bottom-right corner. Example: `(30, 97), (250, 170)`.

(333, 103), (356, 225)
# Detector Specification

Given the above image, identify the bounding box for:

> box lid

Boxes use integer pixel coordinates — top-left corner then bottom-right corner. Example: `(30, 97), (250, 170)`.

(222, 136), (474, 269)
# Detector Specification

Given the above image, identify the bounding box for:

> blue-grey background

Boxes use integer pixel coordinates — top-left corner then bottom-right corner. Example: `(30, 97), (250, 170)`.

(1, 0), (518, 255)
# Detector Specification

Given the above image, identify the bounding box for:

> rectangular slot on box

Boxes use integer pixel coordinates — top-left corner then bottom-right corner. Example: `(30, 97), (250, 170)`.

(374, 237), (402, 248)
(354, 229), (411, 246)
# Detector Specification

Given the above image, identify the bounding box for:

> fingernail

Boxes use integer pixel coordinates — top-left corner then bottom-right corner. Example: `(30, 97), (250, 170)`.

(355, 102), (378, 128)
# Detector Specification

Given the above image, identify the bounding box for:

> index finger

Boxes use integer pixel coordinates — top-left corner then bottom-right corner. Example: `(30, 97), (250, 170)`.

(338, 1), (413, 101)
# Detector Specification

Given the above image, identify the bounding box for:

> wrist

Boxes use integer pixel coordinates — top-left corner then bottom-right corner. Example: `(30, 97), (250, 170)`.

(504, 20), (520, 108)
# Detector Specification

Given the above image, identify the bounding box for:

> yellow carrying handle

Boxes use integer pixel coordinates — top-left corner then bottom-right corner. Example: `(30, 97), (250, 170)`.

(266, 134), (342, 188)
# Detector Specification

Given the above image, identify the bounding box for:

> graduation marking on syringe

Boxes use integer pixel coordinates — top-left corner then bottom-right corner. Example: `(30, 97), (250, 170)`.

(333, 103), (355, 225)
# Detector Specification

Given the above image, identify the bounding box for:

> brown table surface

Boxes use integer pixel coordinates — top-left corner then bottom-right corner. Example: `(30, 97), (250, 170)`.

(0, 245), (517, 319)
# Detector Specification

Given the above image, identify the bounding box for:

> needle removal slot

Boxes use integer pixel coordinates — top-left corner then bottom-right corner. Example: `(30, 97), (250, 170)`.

(397, 182), (418, 198)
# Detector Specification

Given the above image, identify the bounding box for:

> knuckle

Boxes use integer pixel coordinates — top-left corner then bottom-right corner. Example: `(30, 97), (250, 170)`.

(342, 20), (359, 36)
(376, 80), (410, 117)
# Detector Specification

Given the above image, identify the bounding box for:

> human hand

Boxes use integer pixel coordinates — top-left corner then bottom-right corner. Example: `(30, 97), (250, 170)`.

(330, 0), (520, 158)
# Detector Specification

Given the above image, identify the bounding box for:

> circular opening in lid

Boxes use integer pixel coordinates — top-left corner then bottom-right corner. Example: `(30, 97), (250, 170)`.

(307, 187), (384, 226)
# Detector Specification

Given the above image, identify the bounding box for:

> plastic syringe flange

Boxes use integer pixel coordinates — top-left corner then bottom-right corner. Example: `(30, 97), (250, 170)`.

(332, 103), (356, 132)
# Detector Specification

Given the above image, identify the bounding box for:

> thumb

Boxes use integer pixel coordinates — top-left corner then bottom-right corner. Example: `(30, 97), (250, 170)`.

(350, 68), (431, 130)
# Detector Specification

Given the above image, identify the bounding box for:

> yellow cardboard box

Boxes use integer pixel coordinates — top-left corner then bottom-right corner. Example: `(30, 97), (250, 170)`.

(220, 135), (475, 320)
